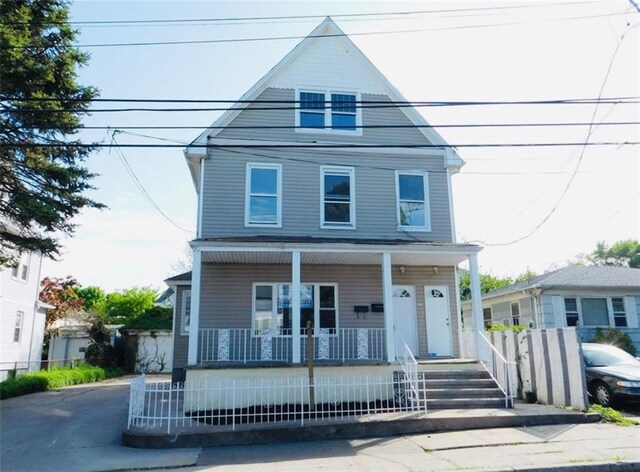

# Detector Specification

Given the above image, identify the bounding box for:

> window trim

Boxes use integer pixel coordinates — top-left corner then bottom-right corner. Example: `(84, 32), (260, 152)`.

(395, 171), (431, 232)
(295, 88), (363, 136)
(180, 290), (191, 336)
(14, 311), (24, 343)
(563, 295), (628, 328)
(510, 301), (521, 326)
(251, 282), (339, 336)
(320, 166), (356, 229)
(244, 162), (283, 228)
(10, 253), (30, 283)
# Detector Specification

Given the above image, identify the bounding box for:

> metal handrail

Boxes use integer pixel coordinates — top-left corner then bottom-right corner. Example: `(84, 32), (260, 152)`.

(477, 330), (516, 408)
(395, 332), (424, 411)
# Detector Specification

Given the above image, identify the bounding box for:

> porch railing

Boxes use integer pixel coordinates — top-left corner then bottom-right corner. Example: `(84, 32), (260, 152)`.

(396, 333), (426, 411)
(476, 331), (517, 408)
(127, 373), (427, 434)
(300, 328), (386, 362)
(198, 328), (386, 364)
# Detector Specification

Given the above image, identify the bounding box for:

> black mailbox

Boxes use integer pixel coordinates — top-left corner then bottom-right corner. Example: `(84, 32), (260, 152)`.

(371, 303), (384, 313)
(354, 305), (369, 319)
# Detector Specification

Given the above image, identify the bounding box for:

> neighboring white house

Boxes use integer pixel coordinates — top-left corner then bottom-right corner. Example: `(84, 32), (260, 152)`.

(462, 266), (640, 350)
(0, 250), (51, 380)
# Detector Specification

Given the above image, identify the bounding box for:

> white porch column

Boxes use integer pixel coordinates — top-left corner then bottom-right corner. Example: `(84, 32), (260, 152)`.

(468, 253), (483, 359)
(291, 250), (301, 363)
(187, 249), (202, 365)
(382, 252), (396, 362)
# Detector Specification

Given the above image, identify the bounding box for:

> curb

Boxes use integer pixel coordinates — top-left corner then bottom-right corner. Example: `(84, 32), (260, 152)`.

(122, 411), (601, 449)
(509, 461), (640, 471)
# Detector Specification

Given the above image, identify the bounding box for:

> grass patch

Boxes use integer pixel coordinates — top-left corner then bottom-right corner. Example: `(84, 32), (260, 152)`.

(589, 404), (640, 426)
(0, 365), (124, 400)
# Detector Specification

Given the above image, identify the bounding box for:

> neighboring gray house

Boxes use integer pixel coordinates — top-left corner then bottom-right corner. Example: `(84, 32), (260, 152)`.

(462, 266), (640, 350)
(170, 18), (488, 383)
(0, 249), (50, 380)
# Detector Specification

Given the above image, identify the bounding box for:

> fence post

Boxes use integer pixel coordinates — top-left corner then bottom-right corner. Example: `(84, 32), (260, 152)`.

(167, 381), (172, 434)
(300, 376), (304, 427)
(232, 379), (236, 431)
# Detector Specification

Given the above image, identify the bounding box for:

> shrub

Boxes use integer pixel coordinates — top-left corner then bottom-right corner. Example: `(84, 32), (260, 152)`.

(592, 328), (637, 356)
(0, 365), (122, 400)
(121, 305), (172, 331)
(488, 323), (525, 333)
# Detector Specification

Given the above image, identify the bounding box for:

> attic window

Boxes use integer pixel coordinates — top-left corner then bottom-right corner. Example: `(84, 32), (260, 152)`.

(297, 90), (361, 134)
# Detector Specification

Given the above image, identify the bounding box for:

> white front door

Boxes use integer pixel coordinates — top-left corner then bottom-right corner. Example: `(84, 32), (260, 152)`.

(393, 285), (418, 357)
(425, 286), (453, 358)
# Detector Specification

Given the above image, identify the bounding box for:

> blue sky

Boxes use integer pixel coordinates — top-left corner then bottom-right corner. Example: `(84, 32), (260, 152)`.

(42, 1), (639, 291)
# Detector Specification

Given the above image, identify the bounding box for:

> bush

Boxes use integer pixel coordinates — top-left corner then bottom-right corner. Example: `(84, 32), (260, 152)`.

(121, 305), (172, 331)
(592, 328), (637, 356)
(488, 323), (525, 333)
(0, 365), (122, 400)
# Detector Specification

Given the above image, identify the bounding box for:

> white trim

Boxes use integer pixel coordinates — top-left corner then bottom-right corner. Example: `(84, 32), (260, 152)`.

(207, 137), (447, 157)
(14, 310), (24, 343)
(180, 290), (192, 336)
(446, 167), (457, 242)
(197, 158), (205, 238)
(292, 252), (301, 363)
(187, 250), (202, 365)
(294, 88), (363, 136)
(382, 252), (396, 362)
(244, 162), (283, 228)
(468, 253), (483, 359)
(320, 165), (356, 229)
(395, 171), (431, 232)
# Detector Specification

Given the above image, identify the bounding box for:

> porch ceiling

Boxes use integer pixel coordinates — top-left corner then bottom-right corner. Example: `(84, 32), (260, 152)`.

(200, 249), (471, 266)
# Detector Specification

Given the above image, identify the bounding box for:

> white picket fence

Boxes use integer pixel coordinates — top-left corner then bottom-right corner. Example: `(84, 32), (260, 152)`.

(127, 372), (427, 434)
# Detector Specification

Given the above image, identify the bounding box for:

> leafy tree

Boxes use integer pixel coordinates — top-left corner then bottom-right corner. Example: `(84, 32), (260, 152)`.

(84, 315), (115, 367)
(459, 272), (514, 301)
(588, 240), (640, 268)
(39, 276), (83, 332)
(104, 287), (158, 323)
(73, 285), (106, 314)
(0, 0), (101, 267)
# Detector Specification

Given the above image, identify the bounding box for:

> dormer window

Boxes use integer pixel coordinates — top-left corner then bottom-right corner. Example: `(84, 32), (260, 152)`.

(297, 89), (361, 134)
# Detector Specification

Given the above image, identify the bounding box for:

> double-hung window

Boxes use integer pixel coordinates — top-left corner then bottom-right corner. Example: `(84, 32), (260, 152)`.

(510, 302), (521, 326)
(298, 90), (360, 133)
(14, 311), (24, 343)
(252, 283), (338, 335)
(564, 298), (579, 326)
(321, 166), (355, 228)
(611, 297), (627, 327)
(11, 253), (29, 281)
(563, 296), (628, 327)
(245, 163), (282, 227)
(396, 171), (430, 230)
(181, 290), (191, 335)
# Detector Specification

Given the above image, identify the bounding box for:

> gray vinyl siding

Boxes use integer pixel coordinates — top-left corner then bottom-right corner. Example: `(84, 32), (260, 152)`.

(201, 148), (452, 241)
(172, 286), (189, 369)
(198, 263), (460, 358)
(217, 88), (431, 145)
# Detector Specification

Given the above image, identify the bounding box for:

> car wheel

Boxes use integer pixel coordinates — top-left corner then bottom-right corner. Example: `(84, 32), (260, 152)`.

(593, 382), (613, 407)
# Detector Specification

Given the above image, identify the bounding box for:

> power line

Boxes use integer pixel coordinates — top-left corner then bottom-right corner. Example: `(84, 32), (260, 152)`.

(109, 131), (194, 234)
(13, 121), (640, 131)
(1, 142), (637, 149)
(6, 2), (597, 26)
(6, 11), (630, 49)
(478, 22), (638, 248)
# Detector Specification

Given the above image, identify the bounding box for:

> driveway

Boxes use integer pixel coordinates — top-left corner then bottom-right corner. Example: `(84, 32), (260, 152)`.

(0, 376), (200, 472)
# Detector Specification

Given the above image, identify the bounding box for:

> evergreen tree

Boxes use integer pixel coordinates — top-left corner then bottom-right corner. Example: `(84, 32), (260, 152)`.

(0, 0), (102, 266)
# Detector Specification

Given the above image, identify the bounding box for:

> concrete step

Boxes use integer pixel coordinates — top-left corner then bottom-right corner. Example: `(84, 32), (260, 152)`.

(423, 388), (503, 399)
(418, 370), (491, 380)
(426, 398), (507, 409)
(421, 378), (498, 389)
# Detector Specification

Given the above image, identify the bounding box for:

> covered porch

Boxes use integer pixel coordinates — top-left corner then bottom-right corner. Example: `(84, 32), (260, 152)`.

(187, 237), (485, 366)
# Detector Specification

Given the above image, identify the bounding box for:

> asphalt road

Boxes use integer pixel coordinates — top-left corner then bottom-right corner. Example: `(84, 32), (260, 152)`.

(1, 376), (639, 472)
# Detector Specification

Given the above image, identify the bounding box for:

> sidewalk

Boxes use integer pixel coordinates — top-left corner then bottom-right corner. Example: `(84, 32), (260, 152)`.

(178, 423), (640, 471)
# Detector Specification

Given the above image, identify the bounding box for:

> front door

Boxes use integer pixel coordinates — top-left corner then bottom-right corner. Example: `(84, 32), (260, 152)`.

(425, 286), (453, 357)
(393, 285), (418, 357)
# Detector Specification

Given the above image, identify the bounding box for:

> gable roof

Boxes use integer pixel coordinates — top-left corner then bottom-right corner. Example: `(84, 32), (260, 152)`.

(184, 17), (463, 186)
(165, 271), (192, 287)
(482, 266), (640, 300)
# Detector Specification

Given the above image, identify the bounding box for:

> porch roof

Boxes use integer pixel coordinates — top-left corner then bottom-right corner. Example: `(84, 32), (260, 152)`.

(191, 236), (480, 266)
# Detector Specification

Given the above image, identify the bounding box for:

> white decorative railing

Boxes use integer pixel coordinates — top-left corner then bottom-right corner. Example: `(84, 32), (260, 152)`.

(198, 328), (386, 364)
(396, 333), (426, 411)
(127, 373), (427, 434)
(300, 328), (386, 362)
(476, 331), (517, 408)
(198, 328), (293, 364)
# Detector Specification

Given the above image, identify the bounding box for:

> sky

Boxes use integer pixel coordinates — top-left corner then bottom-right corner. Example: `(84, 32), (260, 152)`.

(40, 0), (640, 292)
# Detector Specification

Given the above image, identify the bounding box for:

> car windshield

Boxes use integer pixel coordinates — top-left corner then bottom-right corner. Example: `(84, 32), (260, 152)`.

(582, 345), (639, 367)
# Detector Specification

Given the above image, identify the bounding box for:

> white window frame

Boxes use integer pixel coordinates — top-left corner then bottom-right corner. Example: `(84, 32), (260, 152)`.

(320, 166), (355, 229)
(251, 282), (339, 336)
(510, 301), (521, 326)
(611, 297), (627, 327)
(563, 295), (628, 328)
(244, 163), (282, 228)
(14, 311), (24, 343)
(11, 253), (30, 282)
(395, 171), (431, 232)
(295, 88), (363, 136)
(180, 290), (191, 336)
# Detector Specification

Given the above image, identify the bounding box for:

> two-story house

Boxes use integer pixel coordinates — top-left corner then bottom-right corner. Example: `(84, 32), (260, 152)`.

(168, 18), (487, 388)
(0, 247), (49, 380)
